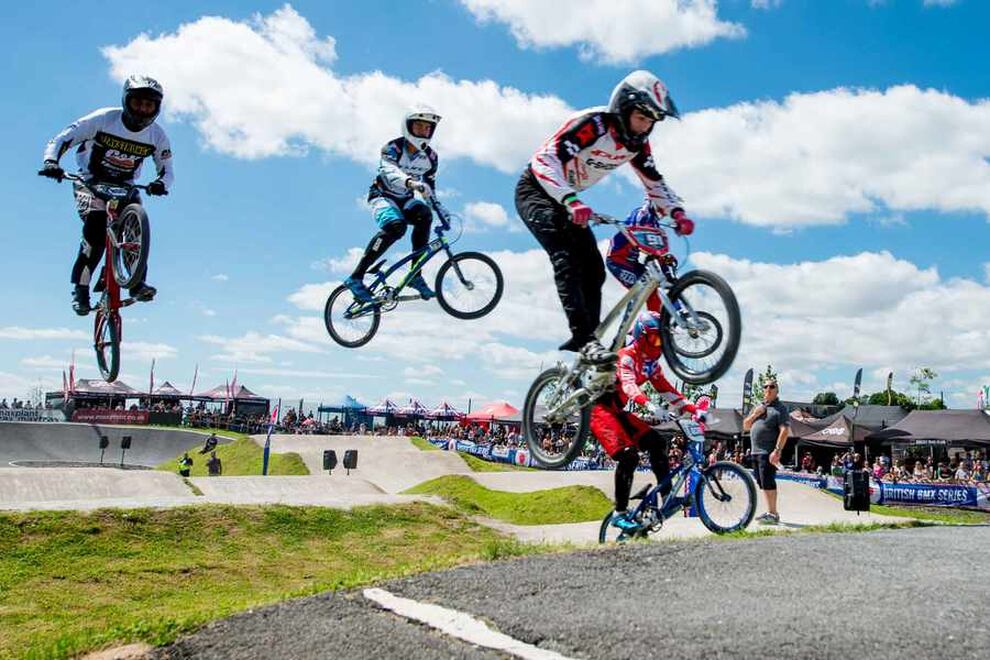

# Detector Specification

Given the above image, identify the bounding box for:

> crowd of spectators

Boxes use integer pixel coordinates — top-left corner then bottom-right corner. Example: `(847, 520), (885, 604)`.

(0, 398), (49, 410)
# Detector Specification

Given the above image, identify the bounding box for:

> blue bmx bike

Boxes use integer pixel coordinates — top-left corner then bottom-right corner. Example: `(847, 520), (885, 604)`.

(599, 410), (757, 542)
(324, 198), (504, 348)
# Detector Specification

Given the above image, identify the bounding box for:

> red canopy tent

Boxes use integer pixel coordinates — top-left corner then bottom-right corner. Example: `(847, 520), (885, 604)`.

(464, 401), (519, 423)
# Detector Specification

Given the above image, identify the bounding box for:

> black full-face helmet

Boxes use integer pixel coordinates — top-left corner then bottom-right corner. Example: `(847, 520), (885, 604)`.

(121, 75), (164, 131)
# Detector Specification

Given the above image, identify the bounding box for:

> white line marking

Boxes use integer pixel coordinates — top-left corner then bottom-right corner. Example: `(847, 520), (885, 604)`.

(363, 587), (575, 660)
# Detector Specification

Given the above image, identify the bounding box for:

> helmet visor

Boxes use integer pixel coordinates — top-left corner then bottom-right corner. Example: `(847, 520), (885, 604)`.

(407, 119), (436, 139)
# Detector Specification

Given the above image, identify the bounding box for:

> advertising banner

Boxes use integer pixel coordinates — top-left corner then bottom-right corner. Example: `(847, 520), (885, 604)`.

(0, 409), (65, 422)
(71, 409), (150, 425)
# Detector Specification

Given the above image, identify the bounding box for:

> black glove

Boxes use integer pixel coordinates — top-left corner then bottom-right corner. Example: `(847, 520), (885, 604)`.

(37, 160), (64, 181)
(146, 180), (168, 196)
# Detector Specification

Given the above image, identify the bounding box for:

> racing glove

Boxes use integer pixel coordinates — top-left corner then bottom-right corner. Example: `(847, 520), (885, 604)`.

(146, 180), (168, 196)
(406, 179), (431, 195)
(38, 160), (64, 182)
(671, 209), (694, 236)
(564, 196), (593, 227)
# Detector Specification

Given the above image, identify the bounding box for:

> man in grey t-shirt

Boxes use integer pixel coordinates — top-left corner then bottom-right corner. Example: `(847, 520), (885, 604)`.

(742, 380), (790, 524)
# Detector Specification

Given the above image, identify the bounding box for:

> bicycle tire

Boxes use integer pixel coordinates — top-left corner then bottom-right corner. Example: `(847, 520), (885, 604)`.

(324, 285), (381, 348)
(94, 309), (121, 383)
(523, 366), (591, 469)
(660, 270), (741, 384)
(113, 203), (151, 289)
(694, 461), (757, 534)
(435, 251), (504, 320)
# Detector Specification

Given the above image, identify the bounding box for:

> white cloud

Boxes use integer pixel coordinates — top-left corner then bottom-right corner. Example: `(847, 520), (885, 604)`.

(404, 365), (444, 378)
(312, 248), (364, 274)
(104, 8), (990, 229)
(693, 249), (990, 376)
(235, 366), (379, 379)
(211, 273), (229, 282)
(20, 355), (67, 370)
(462, 201), (519, 232)
(459, 0), (745, 63)
(125, 341), (179, 361)
(657, 85), (990, 226)
(0, 327), (89, 340)
(103, 5), (570, 173)
(199, 331), (324, 363)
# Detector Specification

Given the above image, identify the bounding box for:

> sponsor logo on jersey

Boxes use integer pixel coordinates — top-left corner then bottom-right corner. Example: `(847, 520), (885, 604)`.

(589, 149), (626, 162)
(94, 131), (155, 157)
(585, 158), (621, 171)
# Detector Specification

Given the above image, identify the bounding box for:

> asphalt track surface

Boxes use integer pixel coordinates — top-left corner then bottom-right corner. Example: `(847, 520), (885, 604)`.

(155, 525), (988, 659)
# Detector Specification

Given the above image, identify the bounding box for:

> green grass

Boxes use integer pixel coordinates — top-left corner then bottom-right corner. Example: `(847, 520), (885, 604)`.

(0, 503), (546, 659)
(405, 475), (612, 525)
(155, 437), (309, 477)
(822, 492), (989, 525)
(409, 436), (439, 451)
(456, 452), (537, 472)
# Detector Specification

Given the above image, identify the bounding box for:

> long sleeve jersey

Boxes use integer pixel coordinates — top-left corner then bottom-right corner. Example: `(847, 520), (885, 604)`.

(370, 137), (438, 203)
(529, 108), (682, 213)
(43, 108), (173, 188)
(615, 345), (696, 416)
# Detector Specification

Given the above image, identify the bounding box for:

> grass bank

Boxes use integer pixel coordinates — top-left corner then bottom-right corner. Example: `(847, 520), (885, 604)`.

(405, 475), (612, 525)
(822, 491), (989, 525)
(456, 452), (537, 472)
(409, 436), (438, 451)
(155, 436), (309, 477)
(0, 503), (539, 659)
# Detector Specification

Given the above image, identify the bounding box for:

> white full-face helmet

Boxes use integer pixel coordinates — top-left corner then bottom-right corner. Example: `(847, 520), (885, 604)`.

(402, 106), (441, 151)
(607, 70), (679, 148)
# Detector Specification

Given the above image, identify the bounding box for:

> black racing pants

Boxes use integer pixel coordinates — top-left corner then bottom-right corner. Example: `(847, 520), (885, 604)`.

(351, 202), (433, 280)
(613, 430), (671, 513)
(514, 167), (605, 345)
(71, 186), (147, 289)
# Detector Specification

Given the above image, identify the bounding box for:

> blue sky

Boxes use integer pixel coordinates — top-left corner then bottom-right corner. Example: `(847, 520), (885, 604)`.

(2, 0), (989, 411)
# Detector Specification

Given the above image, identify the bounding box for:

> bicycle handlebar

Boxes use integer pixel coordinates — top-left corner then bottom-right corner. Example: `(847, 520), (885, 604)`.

(60, 172), (153, 192)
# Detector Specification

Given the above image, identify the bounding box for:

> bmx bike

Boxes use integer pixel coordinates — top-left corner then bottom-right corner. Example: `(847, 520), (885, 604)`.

(523, 214), (741, 468)
(324, 195), (504, 348)
(62, 173), (154, 382)
(599, 402), (757, 542)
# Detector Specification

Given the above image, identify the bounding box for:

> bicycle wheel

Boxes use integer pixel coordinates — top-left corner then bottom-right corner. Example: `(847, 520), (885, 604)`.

(113, 203), (150, 289)
(660, 270), (741, 384)
(324, 285), (381, 348)
(523, 366), (591, 469)
(435, 252), (503, 320)
(94, 308), (121, 382)
(694, 461), (757, 534)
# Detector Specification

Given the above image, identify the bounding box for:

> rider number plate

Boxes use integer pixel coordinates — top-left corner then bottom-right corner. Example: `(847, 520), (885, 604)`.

(682, 420), (705, 442)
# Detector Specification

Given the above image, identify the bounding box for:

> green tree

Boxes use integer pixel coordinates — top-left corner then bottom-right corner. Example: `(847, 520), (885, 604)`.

(753, 364), (779, 404)
(909, 368), (938, 407)
(812, 392), (839, 405)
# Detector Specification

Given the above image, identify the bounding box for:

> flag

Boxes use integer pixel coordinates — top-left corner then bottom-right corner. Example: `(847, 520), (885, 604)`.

(852, 367), (863, 402)
(189, 363), (199, 396)
(149, 358), (156, 397)
(69, 350), (76, 393)
(230, 369), (238, 399)
(741, 368), (754, 414)
(269, 400), (281, 426)
(62, 370), (68, 401)
(886, 371), (894, 406)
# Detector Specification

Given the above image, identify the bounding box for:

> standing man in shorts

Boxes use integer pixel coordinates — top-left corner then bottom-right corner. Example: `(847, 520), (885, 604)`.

(742, 380), (789, 524)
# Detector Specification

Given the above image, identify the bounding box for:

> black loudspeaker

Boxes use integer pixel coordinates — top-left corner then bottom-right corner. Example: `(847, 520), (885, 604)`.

(99, 436), (110, 449)
(323, 450), (338, 472)
(121, 436), (132, 449)
(843, 469), (870, 512)
(343, 450), (358, 474)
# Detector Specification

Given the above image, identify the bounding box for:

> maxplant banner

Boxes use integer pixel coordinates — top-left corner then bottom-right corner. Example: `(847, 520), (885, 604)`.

(741, 368), (754, 415)
(72, 409), (149, 425)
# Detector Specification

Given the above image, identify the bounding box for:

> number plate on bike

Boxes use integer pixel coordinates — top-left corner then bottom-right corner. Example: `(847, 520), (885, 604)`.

(682, 420), (705, 442)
